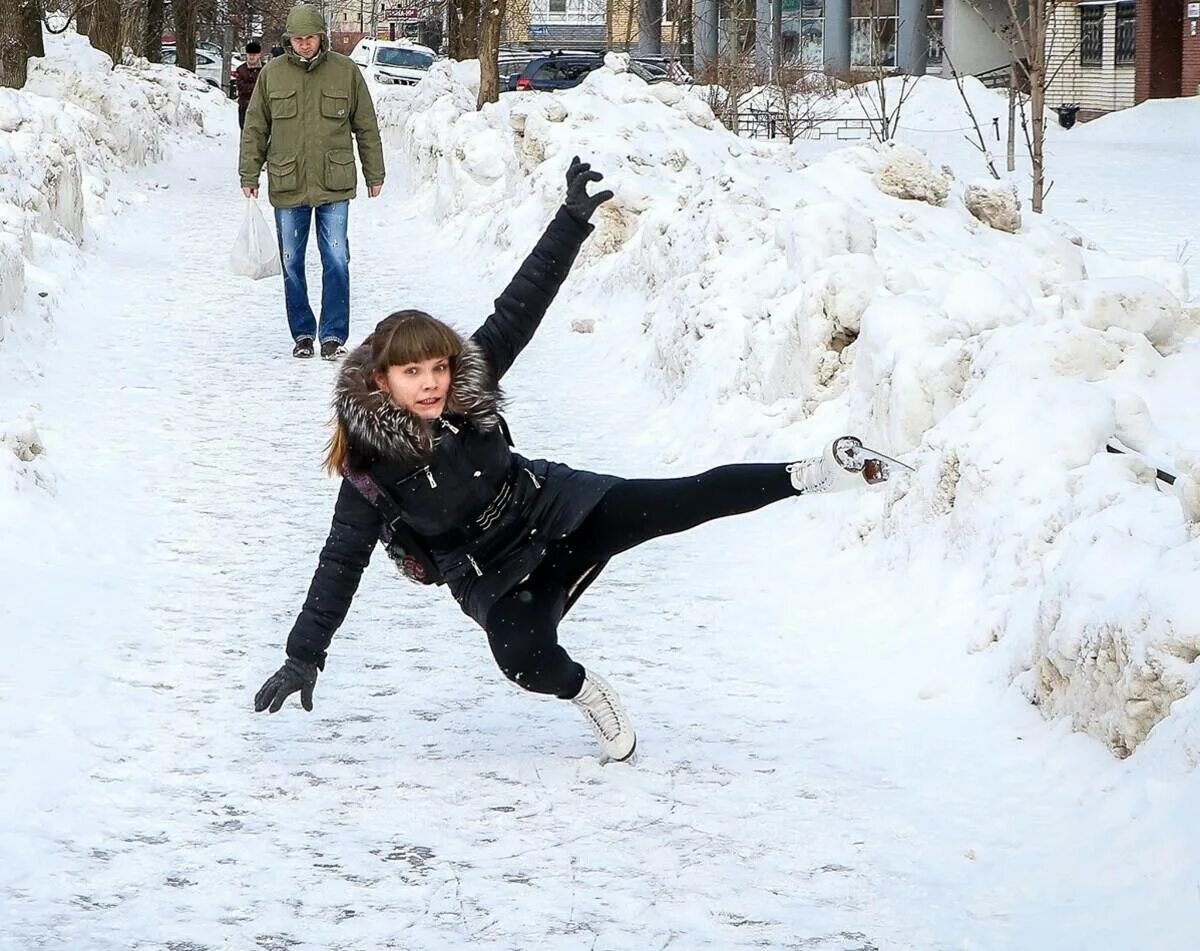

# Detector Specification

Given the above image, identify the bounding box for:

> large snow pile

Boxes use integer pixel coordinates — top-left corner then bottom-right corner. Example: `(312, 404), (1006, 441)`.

(378, 63), (1200, 760)
(0, 29), (223, 509)
(0, 29), (221, 328)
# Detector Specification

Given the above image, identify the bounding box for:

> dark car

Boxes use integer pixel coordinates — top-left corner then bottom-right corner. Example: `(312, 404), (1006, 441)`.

(505, 53), (603, 92)
(503, 51), (669, 92)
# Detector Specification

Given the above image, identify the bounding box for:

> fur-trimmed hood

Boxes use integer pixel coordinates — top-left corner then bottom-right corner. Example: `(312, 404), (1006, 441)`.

(334, 338), (503, 465)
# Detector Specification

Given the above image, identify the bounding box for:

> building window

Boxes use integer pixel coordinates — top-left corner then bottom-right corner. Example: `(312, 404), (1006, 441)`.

(1115, 1), (1136, 66)
(549, 0), (567, 13)
(927, 12), (944, 66)
(779, 0), (826, 66)
(1080, 5), (1104, 68)
(850, 0), (897, 68)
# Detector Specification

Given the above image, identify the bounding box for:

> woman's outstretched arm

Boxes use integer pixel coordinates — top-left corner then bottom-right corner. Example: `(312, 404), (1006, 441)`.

(284, 479), (383, 670)
(471, 157), (613, 380)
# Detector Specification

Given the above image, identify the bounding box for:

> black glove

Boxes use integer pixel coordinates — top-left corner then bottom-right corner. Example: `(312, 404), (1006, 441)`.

(563, 156), (614, 223)
(254, 658), (319, 713)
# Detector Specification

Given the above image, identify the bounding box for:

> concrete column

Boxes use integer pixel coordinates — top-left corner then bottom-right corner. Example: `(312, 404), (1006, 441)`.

(694, 0), (719, 77)
(773, 0), (783, 68)
(824, 0), (851, 74)
(897, 0), (929, 75)
(639, 0), (665, 55)
(755, 0), (772, 73)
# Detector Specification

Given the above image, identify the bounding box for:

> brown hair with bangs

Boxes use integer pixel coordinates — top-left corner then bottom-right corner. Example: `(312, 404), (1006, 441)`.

(324, 310), (466, 475)
(371, 309), (464, 369)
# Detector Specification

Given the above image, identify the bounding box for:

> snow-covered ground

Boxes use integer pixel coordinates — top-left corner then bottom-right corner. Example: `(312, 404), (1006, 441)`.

(3, 38), (1199, 949)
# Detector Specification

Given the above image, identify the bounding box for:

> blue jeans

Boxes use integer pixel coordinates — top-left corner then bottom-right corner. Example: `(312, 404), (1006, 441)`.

(274, 201), (350, 344)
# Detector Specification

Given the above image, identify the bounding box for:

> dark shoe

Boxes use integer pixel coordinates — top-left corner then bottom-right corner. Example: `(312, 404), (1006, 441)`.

(320, 340), (347, 361)
(292, 338), (315, 358)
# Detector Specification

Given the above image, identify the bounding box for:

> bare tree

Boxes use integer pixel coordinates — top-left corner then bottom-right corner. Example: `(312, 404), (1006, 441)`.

(172, 0), (198, 71)
(144, 0), (165, 62)
(943, 51), (1001, 179)
(447, 0), (481, 59)
(766, 63), (840, 144)
(696, 0), (759, 133)
(88, 0), (122, 64)
(1007, 61), (1017, 171)
(24, 0), (45, 58)
(962, 0), (1074, 213)
(476, 0), (505, 108)
(849, 1), (917, 142)
(1, 0), (28, 88)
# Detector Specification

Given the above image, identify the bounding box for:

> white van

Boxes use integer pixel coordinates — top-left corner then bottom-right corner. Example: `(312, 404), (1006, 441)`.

(349, 39), (437, 86)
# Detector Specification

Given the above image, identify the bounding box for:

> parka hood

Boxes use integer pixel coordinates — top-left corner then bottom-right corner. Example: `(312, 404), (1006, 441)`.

(285, 4), (327, 38)
(334, 338), (504, 466)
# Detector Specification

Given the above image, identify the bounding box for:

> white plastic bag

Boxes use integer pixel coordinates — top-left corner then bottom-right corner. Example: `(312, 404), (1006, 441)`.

(230, 197), (281, 280)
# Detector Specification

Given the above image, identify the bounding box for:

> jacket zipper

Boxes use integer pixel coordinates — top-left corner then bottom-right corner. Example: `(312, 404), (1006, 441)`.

(467, 554), (482, 577)
(424, 467), (437, 488)
(525, 468), (541, 489)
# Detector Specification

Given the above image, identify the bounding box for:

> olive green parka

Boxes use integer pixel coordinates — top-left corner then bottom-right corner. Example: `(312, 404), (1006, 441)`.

(238, 5), (385, 209)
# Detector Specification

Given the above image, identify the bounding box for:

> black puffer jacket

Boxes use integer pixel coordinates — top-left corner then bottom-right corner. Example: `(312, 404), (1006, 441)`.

(286, 207), (618, 668)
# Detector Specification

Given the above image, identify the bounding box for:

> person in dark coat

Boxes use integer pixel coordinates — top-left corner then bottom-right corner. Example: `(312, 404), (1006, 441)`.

(233, 41), (264, 130)
(254, 158), (892, 762)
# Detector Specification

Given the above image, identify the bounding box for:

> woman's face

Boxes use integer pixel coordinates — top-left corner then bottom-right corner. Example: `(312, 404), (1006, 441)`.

(376, 356), (451, 420)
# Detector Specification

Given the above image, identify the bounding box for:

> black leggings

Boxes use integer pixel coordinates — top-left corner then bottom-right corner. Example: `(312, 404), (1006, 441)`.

(484, 464), (797, 699)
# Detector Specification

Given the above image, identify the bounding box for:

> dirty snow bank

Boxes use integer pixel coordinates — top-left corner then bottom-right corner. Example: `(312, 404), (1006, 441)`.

(0, 28), (223, 512)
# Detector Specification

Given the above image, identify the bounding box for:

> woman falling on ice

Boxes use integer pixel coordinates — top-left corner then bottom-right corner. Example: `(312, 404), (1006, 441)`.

(255, 158), (895, 761)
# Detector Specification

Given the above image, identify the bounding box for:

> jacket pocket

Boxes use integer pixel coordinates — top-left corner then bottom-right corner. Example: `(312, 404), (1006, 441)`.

(268, 91), (298, 119)
(320, 90), (350, 121)
(324, 149), (357, 192)
(267, 155), (299, 193)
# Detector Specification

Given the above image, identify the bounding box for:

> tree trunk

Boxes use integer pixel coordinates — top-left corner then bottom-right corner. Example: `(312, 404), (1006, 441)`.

(476, 0), (505, 109)
(76, 0), (92, 36)
(638, 0), (663, 54)
(1007, 63), (1016, 173)
(459, 0), (481, 59)
(0, 0), (29, 89)
(1029, 62), (1045, 212)
(447, 0), (460, 58)
(144, 0), (164, 62)
(23, 0), (44, 59)
(679, 0), (694, 62)
(87, 0), (122, 66)
(172, 0), (197, 72)
(1028, 1), (1045, 212)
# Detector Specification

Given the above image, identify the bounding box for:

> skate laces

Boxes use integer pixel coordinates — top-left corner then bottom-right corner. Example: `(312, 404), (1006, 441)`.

(577, 680), (623, 740)
(786, 459), (829, 494)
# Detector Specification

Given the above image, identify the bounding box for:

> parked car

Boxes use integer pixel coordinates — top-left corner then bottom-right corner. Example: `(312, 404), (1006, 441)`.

(228, 52), (245, 100)
(504, 53), (604, 92)
(161, 46), (223, 89)
(349, 38), (437, 86)
(502, 51), (673, 92)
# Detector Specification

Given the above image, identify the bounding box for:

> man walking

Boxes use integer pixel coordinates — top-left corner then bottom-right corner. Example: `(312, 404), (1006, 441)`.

(238, 4), (385, 360)
(233, 41), (264, 130)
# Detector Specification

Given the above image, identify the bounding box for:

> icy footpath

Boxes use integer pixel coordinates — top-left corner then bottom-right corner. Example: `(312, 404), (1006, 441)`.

(1, 126), (1198, 950)
(376, 60), (1200, 764)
